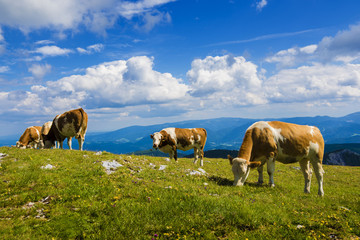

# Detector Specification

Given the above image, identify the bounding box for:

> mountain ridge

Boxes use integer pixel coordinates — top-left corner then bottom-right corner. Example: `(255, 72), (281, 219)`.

(84, 112), (360, 154)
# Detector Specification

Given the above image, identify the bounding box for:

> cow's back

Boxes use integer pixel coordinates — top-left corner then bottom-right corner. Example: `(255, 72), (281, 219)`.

(54, 108), (88, 138)
(174, 128), (206, 150)
(268, 121), (324, 160)
(248, 121), (324, 163)
(41, 121), (52, 136)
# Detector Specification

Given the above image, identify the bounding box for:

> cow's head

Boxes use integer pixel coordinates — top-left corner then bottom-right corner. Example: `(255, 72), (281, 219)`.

(39, 140), (45, 149)
(228, 155), (261, 186)
(42, 134), (55, 149)
(150, 132), (167, 149)
(15, 141), (26, 149)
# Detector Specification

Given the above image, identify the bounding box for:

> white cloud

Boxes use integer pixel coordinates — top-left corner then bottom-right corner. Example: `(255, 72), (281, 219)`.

(34, 45), (72, 57)
(15, 56), (188, 115)
(316, 23), (360, 63)
(136, 10), (172, 32)
(117, 0), (176, 19)
(187, 55), (267, 106)
(35, 40), (55, 45)
(0, 66), (9, 73)
(28, 64), (51, 79)
(0, 27), (4, 42)
(265, 63), (360, 103)
(256, 0), (268, 11)
(0, 0), (176, 35)
(265, 44), (317, 68)
(0, 27), (5, 54)
(77, 44), (104, 54)
(266, 23), (360, 68)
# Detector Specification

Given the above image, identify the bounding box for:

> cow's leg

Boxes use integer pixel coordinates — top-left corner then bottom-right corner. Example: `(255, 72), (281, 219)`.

(193, 148), (199, 164)
(232, 162), (241, 186)
(78, 137), (84, 151)
(67, 137), (73, 150)
(267, 158), (276, 187)
(59, 140), (64, 149)
(299, 159), (312, 194)
(257, 165), (264, 184)
(310, 159), (325, 196)
(200, 147), (204, 167)
(173, 149), (178, 162)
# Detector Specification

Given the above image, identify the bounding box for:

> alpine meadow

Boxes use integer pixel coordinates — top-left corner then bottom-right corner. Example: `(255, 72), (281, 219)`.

(0, 147), (359, 239)
(1, 0), (360, 239)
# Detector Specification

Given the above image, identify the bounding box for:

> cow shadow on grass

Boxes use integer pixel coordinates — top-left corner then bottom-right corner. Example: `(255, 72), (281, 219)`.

(208, 175), (233, 186)
(208, 175), (267, 188)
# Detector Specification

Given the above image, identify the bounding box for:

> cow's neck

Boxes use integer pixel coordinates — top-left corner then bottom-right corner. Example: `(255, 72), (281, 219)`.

(237, 130), (253, 161)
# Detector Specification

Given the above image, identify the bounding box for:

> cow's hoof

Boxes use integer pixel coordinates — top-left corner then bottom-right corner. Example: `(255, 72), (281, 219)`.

(257, 181), (264, 185)
(269, 184), (275, 188)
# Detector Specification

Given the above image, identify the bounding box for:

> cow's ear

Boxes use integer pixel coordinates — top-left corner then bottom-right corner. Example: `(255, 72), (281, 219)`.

(248, 161), (261, 168)
(150, 134), (154, 139)
(228, 155), (233, 165)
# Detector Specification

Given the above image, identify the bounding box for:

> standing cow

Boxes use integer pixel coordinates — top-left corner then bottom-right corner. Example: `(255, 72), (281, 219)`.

(228, 121), (325, 196)
(43, 108), (88, 151)
(16, 126), (42, 149)
(151, 127), (207, 166)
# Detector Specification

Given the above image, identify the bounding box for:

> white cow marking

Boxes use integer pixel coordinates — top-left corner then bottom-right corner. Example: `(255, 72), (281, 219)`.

(152, 132), (162, 147)
(309, 141), (320, 155)
(164, 128), (177, 143)
(31, 127), (41, 142)
(309, 126), (315, 136)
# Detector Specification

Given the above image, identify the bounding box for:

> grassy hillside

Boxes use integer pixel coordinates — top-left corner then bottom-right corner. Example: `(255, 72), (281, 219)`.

(0, 147), (359, 239)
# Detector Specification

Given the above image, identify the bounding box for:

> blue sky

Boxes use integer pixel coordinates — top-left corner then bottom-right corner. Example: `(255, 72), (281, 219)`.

(1, 0), (360, 136)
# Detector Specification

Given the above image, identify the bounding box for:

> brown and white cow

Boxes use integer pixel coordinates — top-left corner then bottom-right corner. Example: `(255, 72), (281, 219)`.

(151, 128), (207, 166)
(228, 121), (325, 196)
(16, 126), (42, 149)
(43, 108), (88, 151)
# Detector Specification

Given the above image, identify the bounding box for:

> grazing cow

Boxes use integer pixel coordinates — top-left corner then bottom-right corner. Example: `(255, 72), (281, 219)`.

(39, 121), (52, 149)
(16, 126), (42, 149)
(43, 108), (88, 151)
(228, 121), (325, 196)
(151, 128), (207, 166)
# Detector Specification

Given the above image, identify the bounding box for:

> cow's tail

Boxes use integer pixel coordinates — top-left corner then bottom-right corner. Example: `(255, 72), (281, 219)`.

(76, 108), (86, 139)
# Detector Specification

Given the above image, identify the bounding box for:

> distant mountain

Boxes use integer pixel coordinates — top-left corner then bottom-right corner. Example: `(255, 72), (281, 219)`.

(84, 112), (360, 154)
(324, 149), (360, 166)
(2, 112), (360, 166)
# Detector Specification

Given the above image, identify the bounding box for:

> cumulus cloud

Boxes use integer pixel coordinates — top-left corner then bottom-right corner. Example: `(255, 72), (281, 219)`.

(316, 23), (360, 63)
(0, 0), (176, 35)
(17, 56), (187, 115)
(266, 23), (360, 68)
(265, 63), (360, 103)
(28, 64), (52, 79)
(265, 44), (317, 68)
(187, 55), (267, 106)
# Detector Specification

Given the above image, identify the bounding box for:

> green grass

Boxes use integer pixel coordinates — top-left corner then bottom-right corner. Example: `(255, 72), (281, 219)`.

(0, 147), (359, 239)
